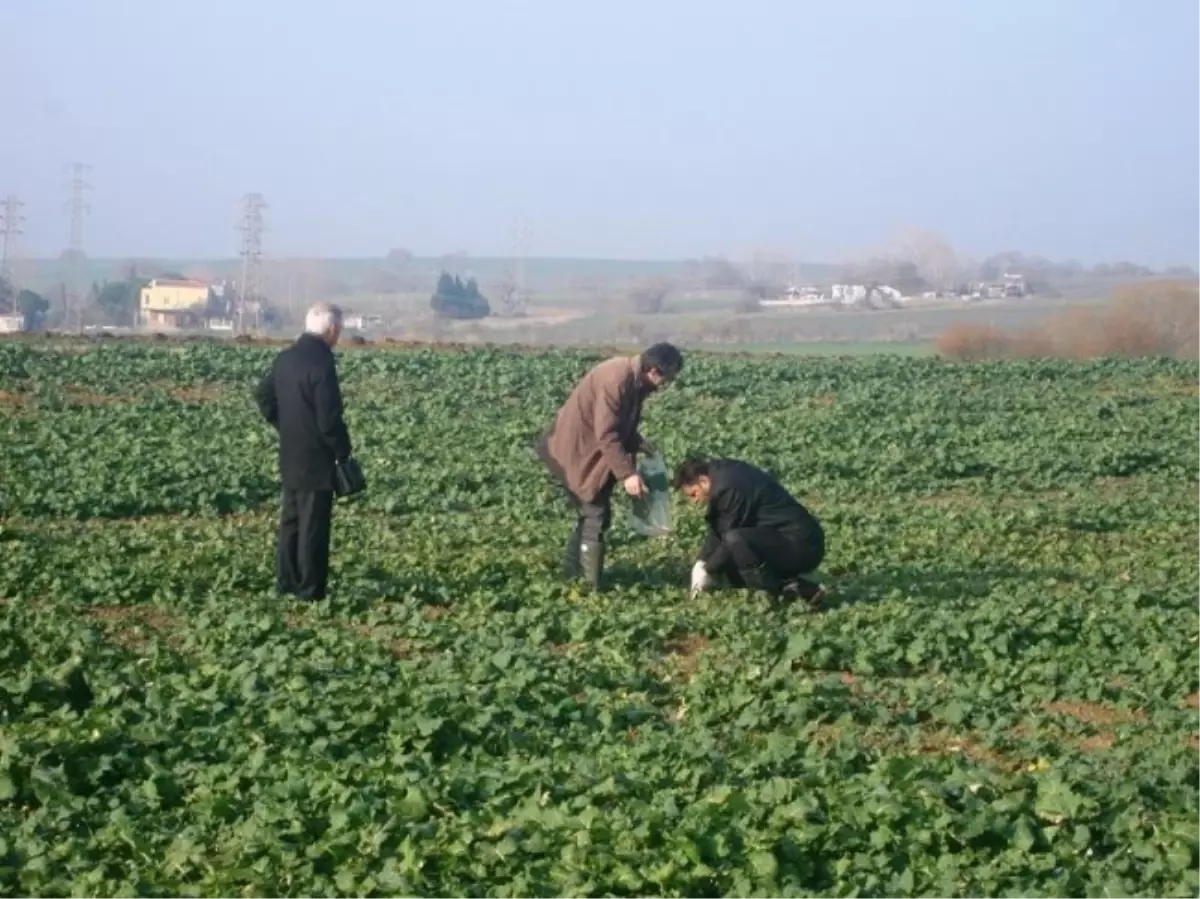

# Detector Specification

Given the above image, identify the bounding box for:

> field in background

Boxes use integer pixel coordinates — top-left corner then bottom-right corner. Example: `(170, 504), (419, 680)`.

(1, 340), (1197, 897)
(12, 254), (1162, 350)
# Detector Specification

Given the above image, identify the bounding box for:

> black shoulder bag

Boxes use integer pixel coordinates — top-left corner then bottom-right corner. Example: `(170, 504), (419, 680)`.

(334, 457), (367, 498)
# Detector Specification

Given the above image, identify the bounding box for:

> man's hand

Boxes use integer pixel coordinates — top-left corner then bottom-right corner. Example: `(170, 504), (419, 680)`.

(689, 561), (710, 599)
(623, 473), (647, 498)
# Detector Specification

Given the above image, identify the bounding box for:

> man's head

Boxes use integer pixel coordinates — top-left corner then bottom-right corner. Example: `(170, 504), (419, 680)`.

(671, 457), (713, 505)
(305, 302), (344, 347)
(639, 342), (683, 391)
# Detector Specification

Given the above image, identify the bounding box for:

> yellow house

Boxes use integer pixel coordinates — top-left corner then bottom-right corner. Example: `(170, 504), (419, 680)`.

(139, 278), (210, 328)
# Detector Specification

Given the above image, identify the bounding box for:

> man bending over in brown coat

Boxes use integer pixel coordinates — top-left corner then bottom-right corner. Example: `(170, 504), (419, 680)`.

(537, 343), (684, 590)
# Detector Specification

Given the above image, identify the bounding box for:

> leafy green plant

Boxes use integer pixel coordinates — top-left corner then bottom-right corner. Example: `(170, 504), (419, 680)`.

(0, 339), (1196, 897)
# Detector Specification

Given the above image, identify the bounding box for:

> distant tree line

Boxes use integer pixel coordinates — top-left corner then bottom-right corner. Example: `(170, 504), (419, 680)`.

(430, 272), (490, 320)
(665, 235), (1199, 314)
(0, 277), (50, 329)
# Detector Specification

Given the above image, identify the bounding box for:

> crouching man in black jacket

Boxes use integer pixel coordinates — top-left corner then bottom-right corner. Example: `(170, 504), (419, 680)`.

(254, 302), (352, 601)
(672, 457), (826, 609)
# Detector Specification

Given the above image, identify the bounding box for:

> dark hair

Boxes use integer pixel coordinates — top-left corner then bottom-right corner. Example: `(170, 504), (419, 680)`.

(640, 342), (684, 379)
(671, 457), (711, 490)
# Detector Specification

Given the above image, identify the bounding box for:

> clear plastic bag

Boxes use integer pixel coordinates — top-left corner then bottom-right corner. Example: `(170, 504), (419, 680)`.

(629, 453), (672, 538)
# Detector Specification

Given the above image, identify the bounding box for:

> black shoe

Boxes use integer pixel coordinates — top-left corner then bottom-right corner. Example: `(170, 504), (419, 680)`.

(779, 578), (825, 611)
(740, 562), (783, 597)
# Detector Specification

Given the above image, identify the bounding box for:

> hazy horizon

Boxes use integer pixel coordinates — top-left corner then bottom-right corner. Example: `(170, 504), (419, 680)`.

(5, 0), (1198, 268)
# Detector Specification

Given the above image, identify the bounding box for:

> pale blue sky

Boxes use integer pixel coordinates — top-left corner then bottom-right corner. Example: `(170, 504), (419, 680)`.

(4, 0), (1197, 266)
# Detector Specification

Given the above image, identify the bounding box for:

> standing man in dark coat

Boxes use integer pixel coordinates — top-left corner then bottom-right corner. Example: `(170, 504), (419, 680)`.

(536, 343), (684, 590)
(254, 302), (353, 601)
(672, 456), (827, 609)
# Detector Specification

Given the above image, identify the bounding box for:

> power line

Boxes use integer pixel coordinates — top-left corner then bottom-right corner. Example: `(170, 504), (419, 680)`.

(0, 194), (24, 283)
(512, 219), (531, 316)
(236, 193), (267, 332)
(63, 163), (92, 331)
(66, 163), (91, 255)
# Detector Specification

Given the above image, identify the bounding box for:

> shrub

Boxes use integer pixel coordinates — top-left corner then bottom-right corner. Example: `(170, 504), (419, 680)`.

(936, 280), (1198, 361)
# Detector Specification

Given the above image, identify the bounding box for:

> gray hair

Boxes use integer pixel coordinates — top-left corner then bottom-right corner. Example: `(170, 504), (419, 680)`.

(304, 302), (343, 335)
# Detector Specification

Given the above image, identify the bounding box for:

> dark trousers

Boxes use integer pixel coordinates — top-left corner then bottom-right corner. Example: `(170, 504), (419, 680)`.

(709, 527), (824, 597)
(276, 489), (334, 600)
(537, 435), (614, 544)
(567, 478), (614, 544)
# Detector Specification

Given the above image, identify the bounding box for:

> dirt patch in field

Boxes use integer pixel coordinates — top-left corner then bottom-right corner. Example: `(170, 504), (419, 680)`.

(1130, 382), (1200, 398)
(809, 392), (838, 408)
(811, 722), (1022, 770)
(809, 723), (848, 745)
(916, 488), (1069, 509)
(662, 634), (711, 679)
(0, 390), (28, 406)
(664, 634), (709, 656)
(547, 641), (585, 655)
(421, 604), (451, 620)
(1040, 700), (1148, 726)
(913, 730), (1017, 770)
(1078, 733), (1116, 752)
(63, 384), (133, 405)
(71, 511), (269, 532)
(915, 489), (977, 508)
(1094, 476), (1139, 492)
(280, 614), (417, 657)
(1009, 718), (1119, 755)
(347, 622), (416, 658)
(170, 384), (225, 403)
(1183, 692), (1198, 710)
(85, 604), (180, 651)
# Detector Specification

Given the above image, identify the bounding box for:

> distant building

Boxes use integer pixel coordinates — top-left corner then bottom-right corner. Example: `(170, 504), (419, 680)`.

(973, 273), (1029, 300)
(139, 278), (210, 329)
(0, 313), (26, 333)
(344, 313), (383, 331)
(832, 284), (868, 304)
(831, 284), (906, 307)
(1002, 273), (1028, 297)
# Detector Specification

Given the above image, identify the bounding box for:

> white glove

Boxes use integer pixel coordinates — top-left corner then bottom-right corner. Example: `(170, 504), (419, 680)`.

(689, 561), (710, 598)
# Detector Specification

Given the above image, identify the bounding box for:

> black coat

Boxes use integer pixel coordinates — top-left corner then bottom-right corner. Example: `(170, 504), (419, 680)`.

(698, 459), (822, 562)
(254, 333), (352, 492)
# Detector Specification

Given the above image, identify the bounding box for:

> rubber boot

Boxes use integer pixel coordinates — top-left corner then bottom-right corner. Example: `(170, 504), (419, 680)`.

(563, 524), (583, 579)
(580, 541), (606, 591)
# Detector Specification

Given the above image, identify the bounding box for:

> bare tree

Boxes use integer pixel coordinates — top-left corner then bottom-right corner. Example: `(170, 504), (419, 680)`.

(740, 246), (795, 288)
(688, 256), (746, 289)
(437, 250), (470, 273)
(385, 247), (414, 269)
(490, 273), (526, 317)
(837, 230), (958, 297)
(891, 228), (961, 292)
(364, 267), (404, 294)
(734, 294), (763, 314)
(627, 277), (670, 314)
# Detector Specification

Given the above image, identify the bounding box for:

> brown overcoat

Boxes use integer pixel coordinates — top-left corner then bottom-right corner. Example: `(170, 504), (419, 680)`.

(539, 355), (647, 502)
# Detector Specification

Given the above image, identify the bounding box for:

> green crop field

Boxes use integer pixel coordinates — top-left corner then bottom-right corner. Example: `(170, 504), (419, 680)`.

(0, 338), (1197, 897)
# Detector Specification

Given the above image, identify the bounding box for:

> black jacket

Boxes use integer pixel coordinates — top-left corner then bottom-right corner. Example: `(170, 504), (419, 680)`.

(254, 333), (352, 492)
(699, 459), (822, 561)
